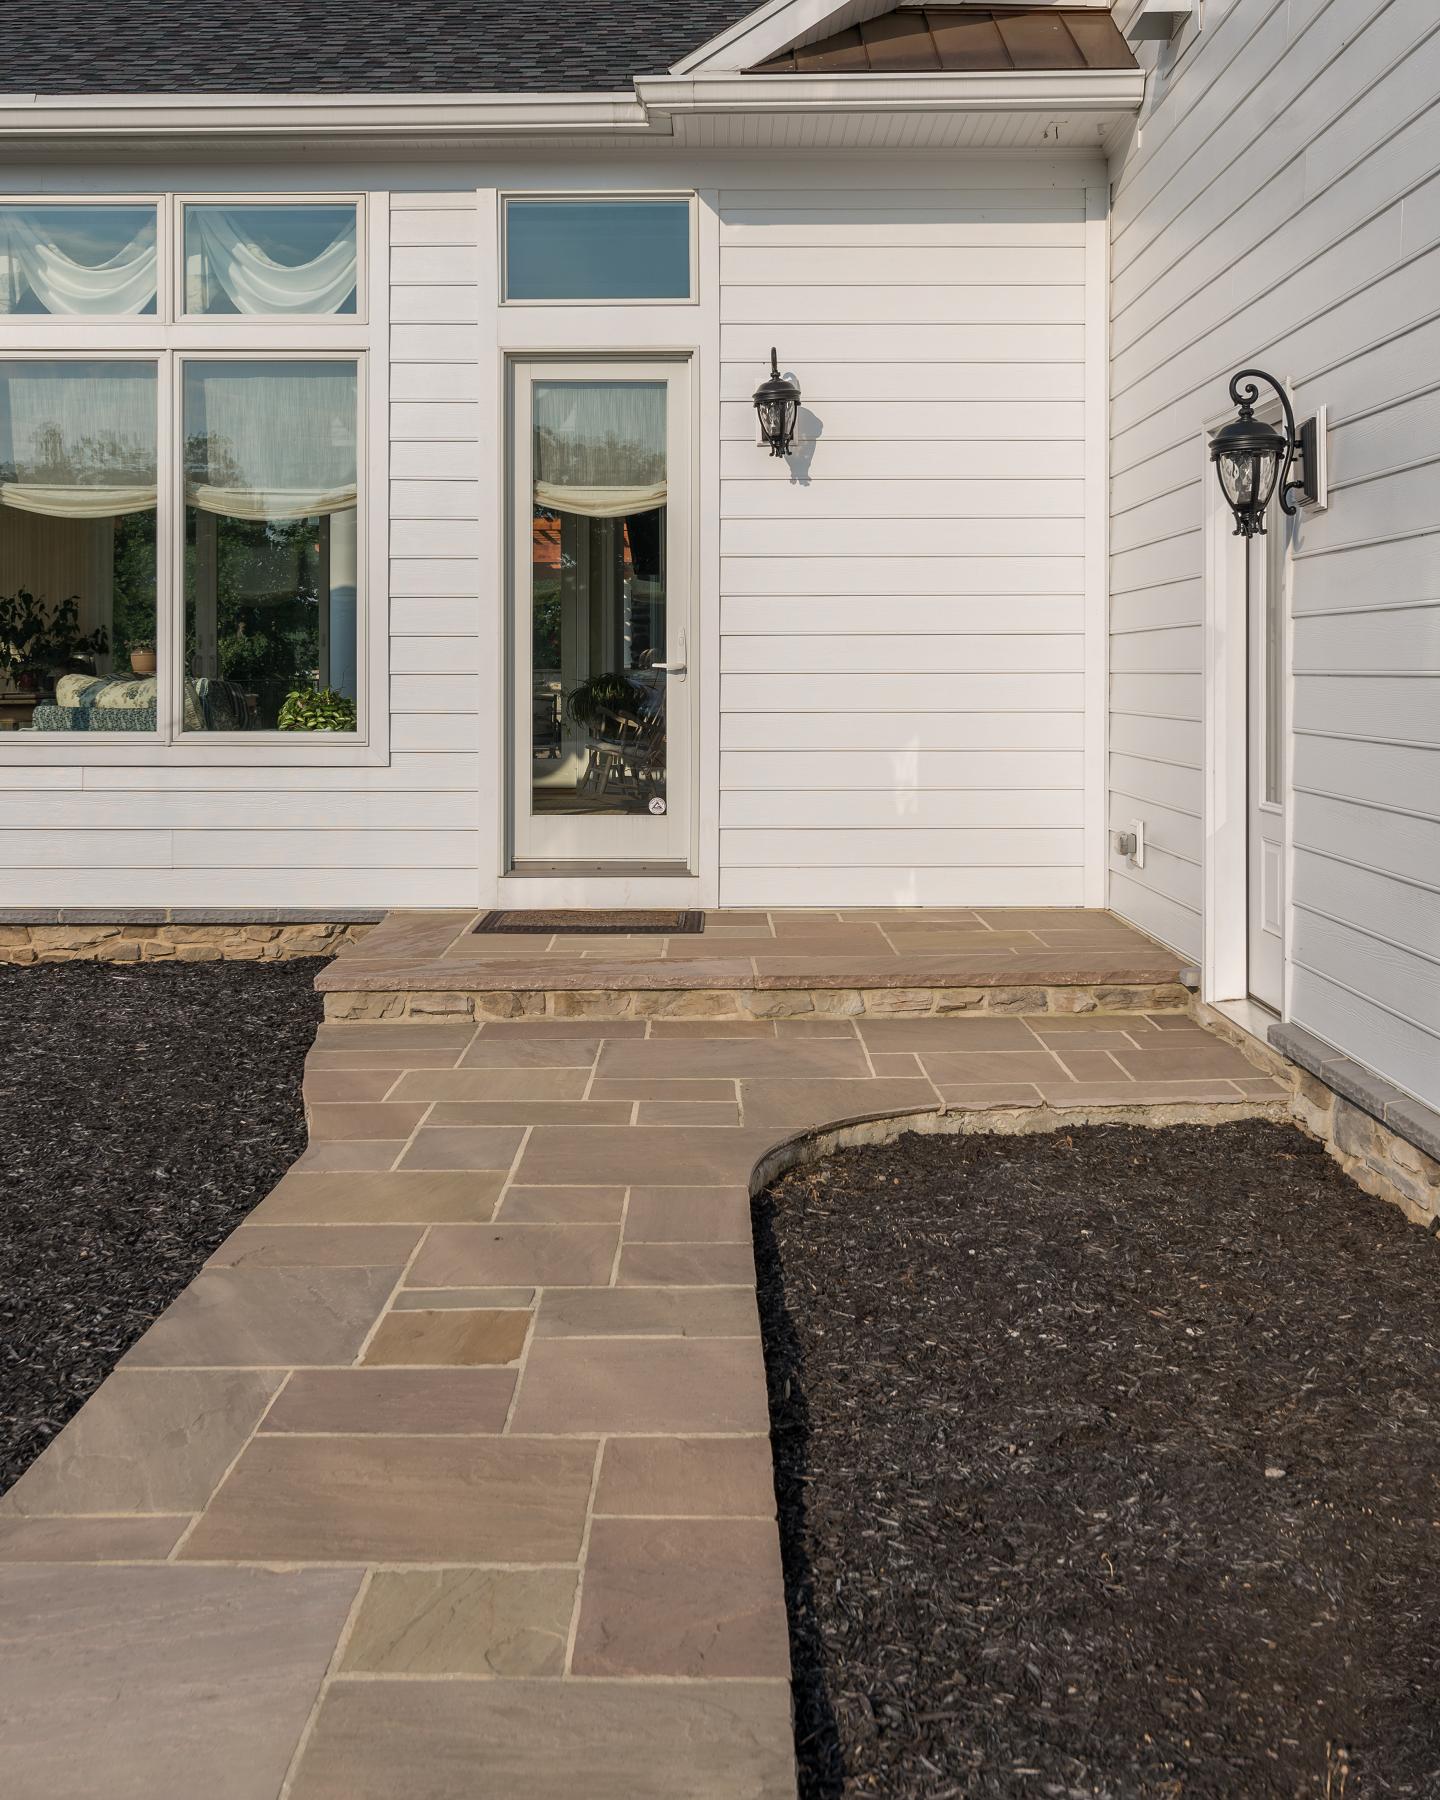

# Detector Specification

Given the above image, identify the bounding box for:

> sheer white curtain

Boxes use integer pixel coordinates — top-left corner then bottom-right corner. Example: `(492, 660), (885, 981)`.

(185, 209), (357, 316)
(0, 363), (157, 517)
(534, 381), (666, 518)
(184, 361), (358, 519)
(0, 213), (157, 317)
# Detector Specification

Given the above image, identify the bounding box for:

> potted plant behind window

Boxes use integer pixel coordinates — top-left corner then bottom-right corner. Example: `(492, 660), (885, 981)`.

(128, 637), (157, 676)
(0, 590), (109, 695)
(277, 686), (357, 732)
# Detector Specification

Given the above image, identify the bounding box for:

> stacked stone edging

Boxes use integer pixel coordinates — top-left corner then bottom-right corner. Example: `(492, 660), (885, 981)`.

(1193, 1003), (1440, 1232)
(0, 921), (374, 964)
(321, 980), (1195, 1023)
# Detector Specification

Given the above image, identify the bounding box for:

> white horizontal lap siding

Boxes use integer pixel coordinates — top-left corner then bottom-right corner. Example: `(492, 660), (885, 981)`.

(1109, 1), (1440, 1106)
(0, 189), (483, 912)
(718, 176), (1095, 909)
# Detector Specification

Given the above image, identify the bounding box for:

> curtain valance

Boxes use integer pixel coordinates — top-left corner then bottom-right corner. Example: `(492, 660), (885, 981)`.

(0, 214), (157, 316)
(533, 380), (667, 519)
(185, 209), (357, 316)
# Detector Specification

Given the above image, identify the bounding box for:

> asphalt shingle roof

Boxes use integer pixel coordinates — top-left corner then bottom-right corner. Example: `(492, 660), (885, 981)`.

(1, 0), (762, 94)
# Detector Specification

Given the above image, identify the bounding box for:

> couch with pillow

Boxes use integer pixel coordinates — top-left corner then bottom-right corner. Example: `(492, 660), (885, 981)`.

(33, 671), (250, 731)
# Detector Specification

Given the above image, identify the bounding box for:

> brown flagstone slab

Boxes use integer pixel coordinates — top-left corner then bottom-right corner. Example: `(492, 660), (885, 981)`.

(119, 1267), (396, 1369)
(308, 1102), (430, 1141)
(1037, 1078), (1250, 1106)
(534, 1287), (759, 1339)
(0, 1514), (191, 1562)
(303, 1069), (402, 1104)
(591, 1078), (738, 1101)
(856, 1016), (1038, 1048)
(0, 1564), (362, 1800)
(496, 1185), (628, 1223)
(1111, 1040), (1260, 1079)
(739, 1075), (936, 1129)
(260, 1368), (516, 1435)
(510, 1338), (769, 1434)
(410, 1222), (620, 1287)
(594, 1432), (777, 1519)
(340, 1567), (577, 1677)
(458, 1036), (604, 1068)
(624, 1186), (752, 1242)
(573, 1517), (789, 1678)
(397, 1126), (527, 1171)
(294, 1140), (407, 1172)
(181, 1436), (595, 1563)
(594, 1436), (776, 1519)
(314, 1022), (476, 1049)
(916, 1049), (1063, 1084)
(935, 1082), (1045, 1109)
(426, 1099), (634, 1127)
(387, 1066), (592, 1102)
(636, 1099), (743, 1127)
(0, 1369), (282, 1516)
(515, 1126), (783, 1189)
(205, 1224), (421, 1268)
(617, 1243), (756, 1286)
(393, 1286), (535, 1310)
(252, 1169), (501, 1224)
(361, 1308), (531, 1367)
(597, 1039), (870, 1079)
(287, 1677), (796, 1800)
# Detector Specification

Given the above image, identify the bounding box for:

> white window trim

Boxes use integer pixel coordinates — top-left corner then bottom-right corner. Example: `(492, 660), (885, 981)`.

(175, 192), (367, 325)
(499, 191), (699, 308)
(0, 189), (390, 767)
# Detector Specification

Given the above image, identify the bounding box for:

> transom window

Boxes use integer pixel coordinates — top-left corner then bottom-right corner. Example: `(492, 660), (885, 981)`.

(0, 204), (158, 316)
(503, 196), (694, 303)
(182, 204), (358, 316)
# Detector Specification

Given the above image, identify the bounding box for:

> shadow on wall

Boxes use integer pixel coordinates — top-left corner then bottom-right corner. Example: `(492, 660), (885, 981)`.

(785, 404), (824, 487)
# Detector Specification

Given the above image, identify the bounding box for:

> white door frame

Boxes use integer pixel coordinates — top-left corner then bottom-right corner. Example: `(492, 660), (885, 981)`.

(503, 352), (700, 882)
(1200, 402), (1296, 1013)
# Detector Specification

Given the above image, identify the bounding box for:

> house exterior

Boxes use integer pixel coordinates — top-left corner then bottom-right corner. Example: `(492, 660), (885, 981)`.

(1, 0), (1437, 1116)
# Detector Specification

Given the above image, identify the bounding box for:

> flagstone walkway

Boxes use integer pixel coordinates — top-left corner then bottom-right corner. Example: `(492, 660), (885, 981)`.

(0, 984), (1286, 1798)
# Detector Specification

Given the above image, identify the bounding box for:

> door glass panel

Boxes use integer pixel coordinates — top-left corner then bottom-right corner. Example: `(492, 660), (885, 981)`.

(1263, 507), (1284, 805)
(530, 380), (667, 817)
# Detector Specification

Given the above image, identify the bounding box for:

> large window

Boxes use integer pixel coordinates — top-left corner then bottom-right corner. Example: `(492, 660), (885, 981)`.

(504, 197), (693, 302)
(0, 204), (158, 316)
(182, 360), (358, 732)
(0, 359), (158, 733)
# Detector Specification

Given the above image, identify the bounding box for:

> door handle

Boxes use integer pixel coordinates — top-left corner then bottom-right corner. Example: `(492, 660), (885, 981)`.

(651, 630), (687, 681)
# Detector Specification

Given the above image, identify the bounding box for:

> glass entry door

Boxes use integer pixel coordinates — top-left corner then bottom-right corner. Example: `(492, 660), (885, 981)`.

(511, 361), (690, 868)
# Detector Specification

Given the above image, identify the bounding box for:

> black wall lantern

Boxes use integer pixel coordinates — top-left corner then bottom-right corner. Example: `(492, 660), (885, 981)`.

(753, 349), (801, 458)
(1210, 367), (1321, 537)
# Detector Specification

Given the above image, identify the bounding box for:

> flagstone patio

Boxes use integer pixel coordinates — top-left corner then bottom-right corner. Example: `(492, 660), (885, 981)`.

(0, 912), (1289, 1799)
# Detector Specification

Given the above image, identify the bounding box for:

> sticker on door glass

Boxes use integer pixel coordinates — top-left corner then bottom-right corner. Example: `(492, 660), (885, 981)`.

(648, 797), (666, 815)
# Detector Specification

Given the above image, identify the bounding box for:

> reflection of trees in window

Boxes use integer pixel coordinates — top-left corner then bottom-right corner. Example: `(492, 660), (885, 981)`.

(185, 509), (323, 730)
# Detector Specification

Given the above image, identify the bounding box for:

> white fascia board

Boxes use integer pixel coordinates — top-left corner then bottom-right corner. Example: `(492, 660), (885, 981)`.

(638, 68), (1146, 116)
(0, 90), (652, 142)
(672, 0), (1117, 74)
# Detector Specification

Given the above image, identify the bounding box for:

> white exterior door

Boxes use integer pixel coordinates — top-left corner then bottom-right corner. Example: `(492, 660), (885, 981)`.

(1246, 505), (1287, 1010)
(510, 359), (692, 870)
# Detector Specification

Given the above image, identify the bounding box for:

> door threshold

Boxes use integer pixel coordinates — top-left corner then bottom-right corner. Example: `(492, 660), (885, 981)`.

(507, 860), (693, 879)
(1212, 995), (1280, 1048)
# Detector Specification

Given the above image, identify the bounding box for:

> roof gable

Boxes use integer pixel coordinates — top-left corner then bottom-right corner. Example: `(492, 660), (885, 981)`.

(751, 5), (1137, 73)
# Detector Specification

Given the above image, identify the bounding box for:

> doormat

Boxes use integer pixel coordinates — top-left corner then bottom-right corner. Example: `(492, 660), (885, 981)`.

(474, 909), (704, 936)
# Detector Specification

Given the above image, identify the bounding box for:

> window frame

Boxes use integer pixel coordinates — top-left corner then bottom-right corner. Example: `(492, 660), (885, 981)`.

(0, 193), (168, 324)
(499, 191), (698, 308)
(175, 193), (367, 325)
(0, 187), (385, 766)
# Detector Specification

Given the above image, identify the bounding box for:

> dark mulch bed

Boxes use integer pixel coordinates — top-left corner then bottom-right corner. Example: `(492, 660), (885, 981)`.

(0, 959), (325, 1495)
(755, 1120), (1440, 1799)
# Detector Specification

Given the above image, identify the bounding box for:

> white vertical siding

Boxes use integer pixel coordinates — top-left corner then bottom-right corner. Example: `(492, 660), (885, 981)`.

(717, 166), (1103, 908)
(1109, 0), (1440, 1107)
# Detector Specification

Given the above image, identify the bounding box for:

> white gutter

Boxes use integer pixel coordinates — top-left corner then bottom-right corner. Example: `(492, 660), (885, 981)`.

(638, 69), (1146, 116)
(0, 91), (653, 141)
(0, 69), (1143, 144)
